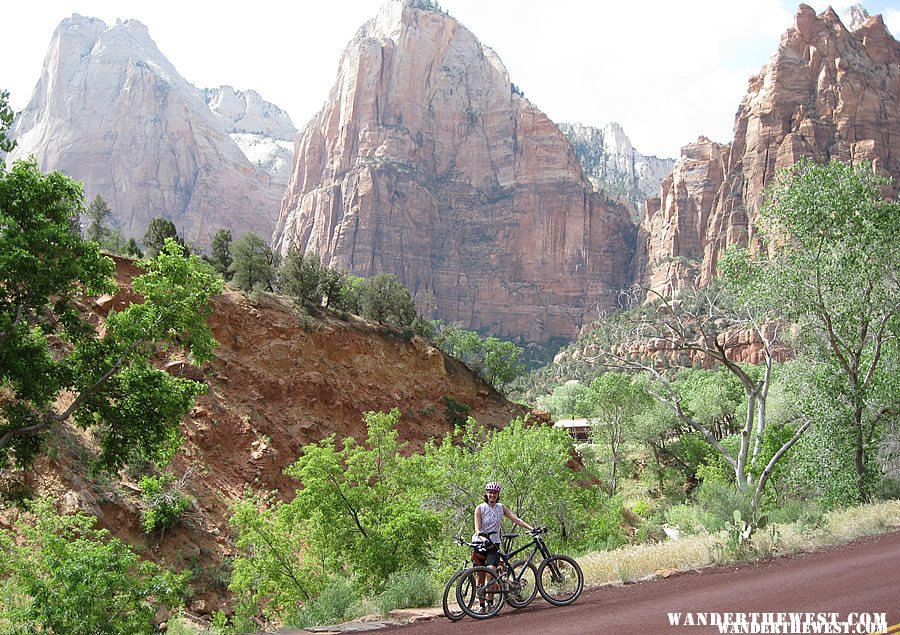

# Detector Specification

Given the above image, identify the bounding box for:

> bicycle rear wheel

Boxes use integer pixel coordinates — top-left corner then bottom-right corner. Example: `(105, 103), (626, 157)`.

(506, 560), (538, 609)
(537, 555), (584, 606)
(456, 566), (505, 619)
(442, 568), (472, 621)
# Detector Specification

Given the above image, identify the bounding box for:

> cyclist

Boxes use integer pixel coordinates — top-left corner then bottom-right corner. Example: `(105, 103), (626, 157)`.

(472, 481), (533, 610)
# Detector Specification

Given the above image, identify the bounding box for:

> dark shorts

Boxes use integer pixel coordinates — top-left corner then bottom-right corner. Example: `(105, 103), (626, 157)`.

(472, 543), (500, 567)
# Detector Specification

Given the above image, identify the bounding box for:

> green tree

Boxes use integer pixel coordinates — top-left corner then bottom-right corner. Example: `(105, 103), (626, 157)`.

(0, 170), (223, 470)
(593, 285), (809, 518)
(124, 237), (143, 259)
(435, 325), (525, 390)
(577, 373), (652, 494)
(410, 416), (614, 550)
(722, 160), (900, 501)
(230, 231), (276, 292)
(208, 228), (233, 279)
(359, 273), (417, 334)
(278, 246), (323, 309)
(84, 194), (113, 245)
(319, 267), (347, 310)
(142, 217), (181, 257)
(537, 381), (590, 420)
(676, 368), (745, 440)
(284, 409), (441, 588)
(0, 498), (185, 634)
(333, 274), (365, 315)
(481, 337), (526, 390)
(0, 89), (14, 153)
(228, 493), (321, 625)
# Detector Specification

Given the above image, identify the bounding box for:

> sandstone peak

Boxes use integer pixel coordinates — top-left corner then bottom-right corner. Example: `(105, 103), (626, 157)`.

(274, 3), (635, 342)
(7, 15), (287, 247)
(636, 2), (899, 298)
(205, 85), (296, 141)
(560, 121), (675, 217)
(843, 4), (870, 31)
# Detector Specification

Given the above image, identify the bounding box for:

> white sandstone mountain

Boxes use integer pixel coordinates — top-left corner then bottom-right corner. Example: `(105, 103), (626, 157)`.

(203, 86), (297, 187)
(6, 15), (289, 246)
(559, 121), (675, 218)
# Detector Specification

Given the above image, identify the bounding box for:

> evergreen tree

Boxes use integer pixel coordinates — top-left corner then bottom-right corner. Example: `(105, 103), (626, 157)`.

(85, 194), (113, 245)
(278, 247), (323, 309)
(209, 228), (233, 279)
(142, 217), (180, 257)
(230, 231), (276, 292)
(359, 273), (417, 334)
(124, 237), (143, 259)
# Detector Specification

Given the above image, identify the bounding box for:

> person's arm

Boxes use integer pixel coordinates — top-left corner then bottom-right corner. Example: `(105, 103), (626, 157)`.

(503, 505), (533, 532)
(474, 505), (483, 535)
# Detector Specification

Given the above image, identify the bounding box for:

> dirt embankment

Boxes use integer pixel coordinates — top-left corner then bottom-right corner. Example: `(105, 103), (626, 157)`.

(5, 255), (526, 616)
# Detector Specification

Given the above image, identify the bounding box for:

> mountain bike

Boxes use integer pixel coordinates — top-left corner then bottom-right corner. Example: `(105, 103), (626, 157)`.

(455, 527), (583, 620)
(441, 537), (481, 621)
(442, 533), (537, 620)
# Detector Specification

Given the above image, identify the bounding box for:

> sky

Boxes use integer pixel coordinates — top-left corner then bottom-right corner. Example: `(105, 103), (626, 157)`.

(3, 1), (898, 159)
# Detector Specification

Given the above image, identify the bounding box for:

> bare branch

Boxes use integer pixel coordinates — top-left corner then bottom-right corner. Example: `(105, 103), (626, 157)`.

(0, 304), (26, 342)
(752, 418), (812, 513)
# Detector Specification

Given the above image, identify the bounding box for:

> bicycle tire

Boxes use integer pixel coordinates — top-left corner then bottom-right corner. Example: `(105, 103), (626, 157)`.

(505, 559), (538, 609)
(442, 568), (469, 621)
(536, 554), (584, 606)
(456, 566), (505, 619)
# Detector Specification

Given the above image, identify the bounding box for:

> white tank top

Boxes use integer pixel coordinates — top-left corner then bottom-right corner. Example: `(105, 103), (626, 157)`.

(474, 502), (505, 544)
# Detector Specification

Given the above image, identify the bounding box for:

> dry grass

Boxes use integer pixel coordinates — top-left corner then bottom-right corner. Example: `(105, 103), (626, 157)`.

(579, 500), (900, 589)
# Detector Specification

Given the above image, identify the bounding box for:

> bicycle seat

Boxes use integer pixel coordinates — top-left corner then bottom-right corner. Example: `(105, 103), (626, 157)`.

(502, 533), (519, 539)
(478, 531), (497, 539)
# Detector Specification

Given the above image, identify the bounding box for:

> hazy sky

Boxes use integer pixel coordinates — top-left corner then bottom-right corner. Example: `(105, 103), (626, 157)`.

(4, 1), (898, 158)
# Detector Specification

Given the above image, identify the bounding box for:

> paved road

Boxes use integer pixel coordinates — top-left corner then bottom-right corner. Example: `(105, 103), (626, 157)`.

(384, 531), (900, 635)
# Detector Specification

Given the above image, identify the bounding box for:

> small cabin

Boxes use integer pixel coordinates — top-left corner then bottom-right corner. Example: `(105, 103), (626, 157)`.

(553, 418), (592, 443)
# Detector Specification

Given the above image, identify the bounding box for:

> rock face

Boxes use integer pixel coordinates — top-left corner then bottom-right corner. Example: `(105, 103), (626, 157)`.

(559, 122), (675, 217)
(637, 5), (900, 295)
(634, 137), (728, 299)
(6, 15), (286, 246)
(274, 1), (636, 342)
(203, 86), (297, 187)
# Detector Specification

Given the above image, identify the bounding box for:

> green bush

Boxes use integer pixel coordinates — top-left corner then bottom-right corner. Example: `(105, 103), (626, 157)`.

(0, 498), (185, 635)
(583, 495), (628, 551)
(375, 569), (439, 615)
(695, 480), (754, 532)
(295, 576), (360, 628)
(764, 498), (825, 530)
(665, 504), (719, 535)
(441, 396), (470, 428)
(140, 472), (192, 534)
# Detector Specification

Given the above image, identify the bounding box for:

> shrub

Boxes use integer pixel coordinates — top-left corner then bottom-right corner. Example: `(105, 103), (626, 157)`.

(0, 498), (185, 634)
(295, 576), (360, 628)
(358, 273), (417, 334)
(375, 569), (439, 615)
(140, 472), (192, 534)
(665, 504), (719, 535)
(695, 480), (754, 532)
(764, 498), (826, 530)
(441, 396), (470, 428)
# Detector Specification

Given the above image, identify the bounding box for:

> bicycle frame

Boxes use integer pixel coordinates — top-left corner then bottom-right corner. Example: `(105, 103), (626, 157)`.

(495, 532), (553, 585)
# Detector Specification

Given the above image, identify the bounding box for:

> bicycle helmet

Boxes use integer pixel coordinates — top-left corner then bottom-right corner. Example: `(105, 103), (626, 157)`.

(485, 481), (501, 492)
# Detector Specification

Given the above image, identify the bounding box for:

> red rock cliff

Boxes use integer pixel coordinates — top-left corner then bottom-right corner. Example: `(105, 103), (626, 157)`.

(638, 5), (900, 295)
(273, 2), (636, 342)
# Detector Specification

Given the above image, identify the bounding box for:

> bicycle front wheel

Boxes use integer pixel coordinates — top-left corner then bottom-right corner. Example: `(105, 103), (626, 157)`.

(537, 555), (584, 606)
(456, 566), (505, 619)
(442, 568), (471, 621)
(506, 559), (538, 609)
